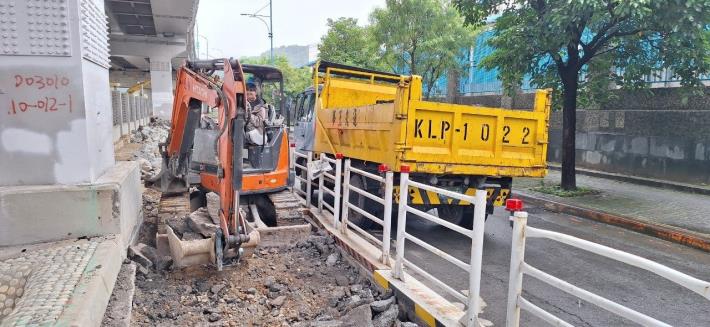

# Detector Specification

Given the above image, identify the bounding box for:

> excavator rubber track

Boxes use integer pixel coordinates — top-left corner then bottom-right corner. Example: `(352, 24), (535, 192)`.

(268, 191), (309, 222)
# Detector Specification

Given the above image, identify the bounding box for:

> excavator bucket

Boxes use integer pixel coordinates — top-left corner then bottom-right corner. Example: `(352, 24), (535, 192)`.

(166, 225), (215, 268)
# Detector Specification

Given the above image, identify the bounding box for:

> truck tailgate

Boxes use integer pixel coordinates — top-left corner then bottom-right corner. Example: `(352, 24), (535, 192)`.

(402, 90), (550, 176)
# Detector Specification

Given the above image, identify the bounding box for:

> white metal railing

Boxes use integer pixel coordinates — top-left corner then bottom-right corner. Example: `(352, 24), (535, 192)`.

(394, 165), (488, 326)
(292, 149), (313, 205)
(506, 210), (710, 327)
(341, 159), (394, 264)
(318, 153), (343, 228)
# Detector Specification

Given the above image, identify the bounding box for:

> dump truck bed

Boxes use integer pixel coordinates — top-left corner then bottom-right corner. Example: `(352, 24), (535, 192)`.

(311, 61), (550, 177)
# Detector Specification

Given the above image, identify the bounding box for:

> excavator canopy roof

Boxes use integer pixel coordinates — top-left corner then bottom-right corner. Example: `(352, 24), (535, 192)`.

(242, 64), (283, 82)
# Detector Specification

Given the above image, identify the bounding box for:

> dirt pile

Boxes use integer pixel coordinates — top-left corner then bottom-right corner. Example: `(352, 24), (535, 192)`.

(131, 232), (415, 326)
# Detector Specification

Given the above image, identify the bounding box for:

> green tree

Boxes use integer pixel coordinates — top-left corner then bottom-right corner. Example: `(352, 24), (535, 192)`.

(455, 0), (710, 190)
(318, 18), (383, 70)
(241, 55), (311, 99)
(370, 0), (475, 98)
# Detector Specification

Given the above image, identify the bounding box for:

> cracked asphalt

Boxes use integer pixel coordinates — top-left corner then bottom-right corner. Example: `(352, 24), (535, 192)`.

(402, 204), (710, 326)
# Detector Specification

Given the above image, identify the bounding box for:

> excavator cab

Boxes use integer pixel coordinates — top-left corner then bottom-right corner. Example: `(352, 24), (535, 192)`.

(190, 65), (290, 187)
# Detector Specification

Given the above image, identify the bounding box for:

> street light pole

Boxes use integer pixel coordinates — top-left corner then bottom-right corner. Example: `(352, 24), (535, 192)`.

(241, 1), (274, 64)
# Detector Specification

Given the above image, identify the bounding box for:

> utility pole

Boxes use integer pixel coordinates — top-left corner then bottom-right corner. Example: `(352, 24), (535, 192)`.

(241, 1), (274, 64)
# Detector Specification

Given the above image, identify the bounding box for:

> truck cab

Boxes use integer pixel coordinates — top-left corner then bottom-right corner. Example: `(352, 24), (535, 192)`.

(291, 86), (319, 151)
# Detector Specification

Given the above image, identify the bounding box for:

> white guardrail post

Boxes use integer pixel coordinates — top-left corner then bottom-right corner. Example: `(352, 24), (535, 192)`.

(333, 154), (343, 228)
(467, 189), (488, 326)
(290, 145), (299, 197)
(306, 151), (313, 206)
(393, 165), (410, 280)
(380, 165), (394, 264)
(504, 198), (710, 327)
(318, 153), (326, 213)
(340, 159), (352, 234)
(506, 209), (528, 327)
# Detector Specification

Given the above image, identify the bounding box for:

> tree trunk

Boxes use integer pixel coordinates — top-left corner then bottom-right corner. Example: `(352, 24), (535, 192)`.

(560, 72), (578, 190)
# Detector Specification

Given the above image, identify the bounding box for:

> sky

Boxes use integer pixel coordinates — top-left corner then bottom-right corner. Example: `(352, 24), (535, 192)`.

(195, 0), (385, 59)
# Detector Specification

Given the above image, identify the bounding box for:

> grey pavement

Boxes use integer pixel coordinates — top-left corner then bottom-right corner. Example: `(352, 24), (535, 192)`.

(514, 170), (710, 236)
(402, 206), (710, 326)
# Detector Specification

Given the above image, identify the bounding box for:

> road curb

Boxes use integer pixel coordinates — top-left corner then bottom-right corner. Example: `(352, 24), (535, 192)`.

(373, 270), (462, 327)
(516, 192), (710, 253)
(547, 164), (710, 196)
(56, 237), (125, 326)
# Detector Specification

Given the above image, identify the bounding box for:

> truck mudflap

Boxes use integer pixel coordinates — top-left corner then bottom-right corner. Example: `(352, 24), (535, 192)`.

(393, 176), (513, 208)
(394, 185), (510, 207)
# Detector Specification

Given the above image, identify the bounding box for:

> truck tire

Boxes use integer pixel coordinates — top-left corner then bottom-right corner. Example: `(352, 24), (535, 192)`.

(439, 205), (488, 229)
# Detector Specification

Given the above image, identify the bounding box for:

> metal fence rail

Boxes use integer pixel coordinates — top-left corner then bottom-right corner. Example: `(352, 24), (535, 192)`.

(507, 210), (710, 327)
(111, 91), (152, 142)
(317, 153), (343, 228)
(341, 159), (394, 264)
(292, 150), (312, 205)
(394, 165), (488, 326)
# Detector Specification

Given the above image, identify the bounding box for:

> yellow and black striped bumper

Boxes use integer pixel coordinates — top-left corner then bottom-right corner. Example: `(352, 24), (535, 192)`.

(394, 186), (511, 206)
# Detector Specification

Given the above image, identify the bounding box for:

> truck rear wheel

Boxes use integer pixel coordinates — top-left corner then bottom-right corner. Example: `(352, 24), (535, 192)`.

(439, 205), (487, 229)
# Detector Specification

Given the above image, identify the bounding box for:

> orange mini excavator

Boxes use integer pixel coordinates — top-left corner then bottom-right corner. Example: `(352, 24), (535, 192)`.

(149, 58), (291, 269)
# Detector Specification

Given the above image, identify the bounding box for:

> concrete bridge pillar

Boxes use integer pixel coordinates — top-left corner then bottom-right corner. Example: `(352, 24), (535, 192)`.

(0, 0), (141, 247)
(149, 56), (174, 120)
(0, 0), (114, 186)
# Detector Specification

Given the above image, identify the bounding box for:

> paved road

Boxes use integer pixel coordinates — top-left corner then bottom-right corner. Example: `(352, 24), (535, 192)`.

(401, 205), (710, 326)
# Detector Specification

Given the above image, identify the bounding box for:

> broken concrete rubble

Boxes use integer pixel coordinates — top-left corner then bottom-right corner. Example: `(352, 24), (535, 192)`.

(372, 304), (399, 327)
(206, 191), (221, 224)
(127, 244), (153, 269)
(129, 230), (417, 326)
(187, 207), (218, 238)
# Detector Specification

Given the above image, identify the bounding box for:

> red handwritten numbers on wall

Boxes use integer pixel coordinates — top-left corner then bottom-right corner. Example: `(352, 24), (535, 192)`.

(7, 75), (74, 115)
(14, 75), (71, 90)
(9, 95), (73, 115)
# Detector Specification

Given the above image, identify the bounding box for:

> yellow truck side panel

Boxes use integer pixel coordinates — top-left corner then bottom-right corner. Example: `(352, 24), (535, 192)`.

(311, 62), (551, 178)
(316, 103), (402, 169)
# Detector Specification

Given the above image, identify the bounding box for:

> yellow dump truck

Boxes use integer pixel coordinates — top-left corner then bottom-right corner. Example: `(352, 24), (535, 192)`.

(293, 61), (550, 227)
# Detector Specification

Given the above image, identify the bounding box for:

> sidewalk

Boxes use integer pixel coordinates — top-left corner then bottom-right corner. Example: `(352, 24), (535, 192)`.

(514, 170), (710, 249)
(0, 236), (124, 326)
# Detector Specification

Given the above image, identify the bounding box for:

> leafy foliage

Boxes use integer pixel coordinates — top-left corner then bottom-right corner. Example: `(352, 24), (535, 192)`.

(531, 183), (600, 197)
(455, 0), (710, 101)
(455, 0), (710, 189)
(371, 0), (477, 98)
(318, 18), (384, 70)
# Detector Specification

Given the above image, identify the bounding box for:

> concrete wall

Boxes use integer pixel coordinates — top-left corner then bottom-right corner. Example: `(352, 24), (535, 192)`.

(0, 0), (114, 186)
(547, 110), (710, 184)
